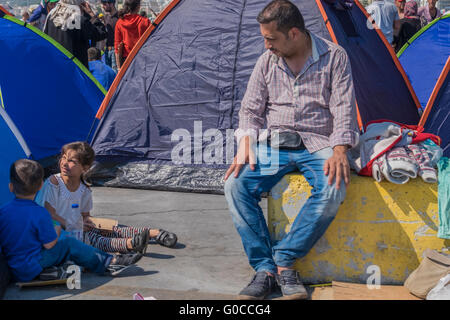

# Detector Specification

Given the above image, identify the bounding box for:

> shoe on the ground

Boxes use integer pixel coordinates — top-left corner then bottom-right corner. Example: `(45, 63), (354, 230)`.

(106, 264), (132, 277)
(106, 253), (142, 276)
(39, 266), (69, 281)
(112, 253), (142, 266)
(131, 230), (150, 254)
(238, 271), (277, 300)
(276, 269), (308, 300)
(155, 229), (178, 248)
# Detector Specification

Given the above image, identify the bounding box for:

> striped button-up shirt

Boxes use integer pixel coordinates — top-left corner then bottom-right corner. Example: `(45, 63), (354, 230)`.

(236, 32), (359, 153)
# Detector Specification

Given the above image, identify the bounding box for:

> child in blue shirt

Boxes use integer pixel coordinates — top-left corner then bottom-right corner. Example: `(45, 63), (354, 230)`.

(88, 47), (117, 91)
(0, 159), (142, 282)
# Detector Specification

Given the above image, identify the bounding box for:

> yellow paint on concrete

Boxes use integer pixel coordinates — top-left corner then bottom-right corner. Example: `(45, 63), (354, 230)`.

(268, 173), (450, 285)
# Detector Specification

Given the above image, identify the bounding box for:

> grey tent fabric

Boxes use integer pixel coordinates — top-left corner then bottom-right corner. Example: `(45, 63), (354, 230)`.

(90, 0), (331, 193)
(90, 0), (420, 193)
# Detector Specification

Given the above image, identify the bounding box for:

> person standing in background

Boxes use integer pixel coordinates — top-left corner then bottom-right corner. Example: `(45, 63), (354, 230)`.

(27, 0), (59, 30)
(366, 0), (401, 45)
(88, 47), (116, 90)
(114, 0), (150, 71)
(393, 1), (422, 52)
(95, 13), (107, 55)
(418, 0), (442, 25)
(395, 0), (406, 19)
(44, 0), (107, 68)
(100, 0), (119, 72)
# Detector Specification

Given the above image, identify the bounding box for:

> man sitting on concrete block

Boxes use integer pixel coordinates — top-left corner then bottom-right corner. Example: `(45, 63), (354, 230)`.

(224, 0), (359, 300)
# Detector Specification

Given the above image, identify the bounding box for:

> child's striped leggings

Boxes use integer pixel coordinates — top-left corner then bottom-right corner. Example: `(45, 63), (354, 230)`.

(85, 226), (149, 253)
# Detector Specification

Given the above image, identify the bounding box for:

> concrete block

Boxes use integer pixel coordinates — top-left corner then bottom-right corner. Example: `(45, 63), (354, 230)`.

(268, 173), (450, 285)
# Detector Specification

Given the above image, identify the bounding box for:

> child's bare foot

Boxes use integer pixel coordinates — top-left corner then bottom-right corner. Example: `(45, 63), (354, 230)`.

(126, 239), (133, 250)
(149, 229), (160, 238)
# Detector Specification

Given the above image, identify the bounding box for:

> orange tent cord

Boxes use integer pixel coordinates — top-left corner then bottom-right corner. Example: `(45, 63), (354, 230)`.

(354, 0), (421, 111)
(418, 56), (450, 129)
(315, 0), (363, 130)
(355, 101), (363, 130)
(95, 0), (181, 119)
(314, 0), (338, 43)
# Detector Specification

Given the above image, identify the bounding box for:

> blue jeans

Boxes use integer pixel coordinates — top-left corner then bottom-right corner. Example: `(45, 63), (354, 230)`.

(104, 48), (117, 73)
(224, 146), (346, 274)
(39, 237), (112, 274)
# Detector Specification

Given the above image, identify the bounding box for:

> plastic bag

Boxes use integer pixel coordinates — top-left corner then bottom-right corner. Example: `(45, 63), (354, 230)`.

(426, 274), (450, 300)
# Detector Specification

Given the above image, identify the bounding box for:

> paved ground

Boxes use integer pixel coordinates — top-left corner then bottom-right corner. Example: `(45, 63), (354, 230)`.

(4, 187), (267, 300)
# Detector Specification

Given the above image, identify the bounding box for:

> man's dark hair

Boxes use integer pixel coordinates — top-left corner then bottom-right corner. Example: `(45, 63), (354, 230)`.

(88, 47), (101, 61)
(10, 159), (44, 196)
(257, 0), (306, 35)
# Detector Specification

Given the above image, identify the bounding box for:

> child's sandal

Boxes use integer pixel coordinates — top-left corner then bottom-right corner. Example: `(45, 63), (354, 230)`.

(155, 229), (178, 248)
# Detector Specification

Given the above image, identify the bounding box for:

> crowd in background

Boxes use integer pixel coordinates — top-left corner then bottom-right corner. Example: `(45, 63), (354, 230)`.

(366, 0), (445, 52)
(19, 0), (157, 91)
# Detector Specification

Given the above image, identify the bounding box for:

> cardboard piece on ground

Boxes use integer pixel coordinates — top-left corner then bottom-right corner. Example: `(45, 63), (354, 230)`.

(310, 286), (334, 300)
(332, 281), (421, 300)
(16, 279), (68, 288)
(90, 217), (118, 232)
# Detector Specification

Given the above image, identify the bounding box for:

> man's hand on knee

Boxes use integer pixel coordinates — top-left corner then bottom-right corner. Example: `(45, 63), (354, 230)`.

(224, 136), (256, 180)
(323, 145), (350, 189)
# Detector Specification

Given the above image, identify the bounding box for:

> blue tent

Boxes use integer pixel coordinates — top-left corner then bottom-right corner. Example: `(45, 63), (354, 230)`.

(398, 14), (450, 111)
(90, 0), (421, 193)
(422, 58), (450, 157)
(0, 107), (31, 206)
(0, 12), (106, 162)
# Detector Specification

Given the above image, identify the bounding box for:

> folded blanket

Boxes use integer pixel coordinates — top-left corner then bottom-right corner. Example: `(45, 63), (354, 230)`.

(371, 145), (438, 184)
(407, 144), (438, 183)
(387, 146), (418, 182)
(352, 120), (442, 184)
(374, 148), (415, 184)
(372, 157), (383, 182)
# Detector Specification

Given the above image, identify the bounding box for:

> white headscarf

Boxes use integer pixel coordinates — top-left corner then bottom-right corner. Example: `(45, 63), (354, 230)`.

(47, 0), (83, 31)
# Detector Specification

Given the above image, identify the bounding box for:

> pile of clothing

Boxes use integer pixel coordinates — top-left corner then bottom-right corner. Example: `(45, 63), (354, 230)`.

(349, 120), (442, 184)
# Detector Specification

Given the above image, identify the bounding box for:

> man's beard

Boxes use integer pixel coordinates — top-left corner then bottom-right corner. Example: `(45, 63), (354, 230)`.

(270, 48), (290, 58)
(270, 48), (281, 55)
